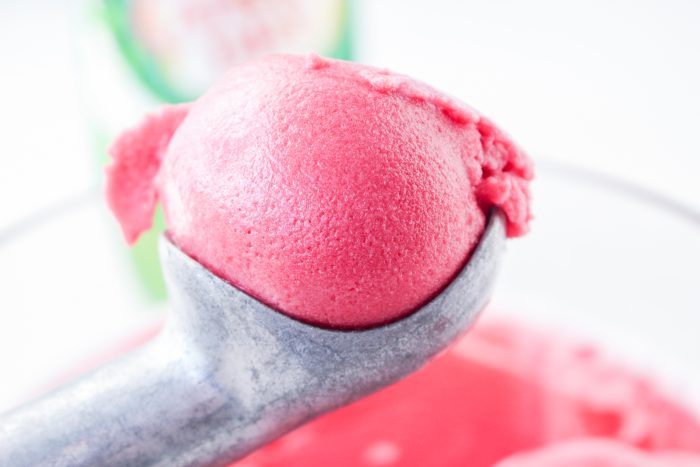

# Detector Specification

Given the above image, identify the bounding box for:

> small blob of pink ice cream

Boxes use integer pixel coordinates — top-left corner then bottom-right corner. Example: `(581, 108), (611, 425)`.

(106, 54), (533, 328)
(494, 438), (700, 467)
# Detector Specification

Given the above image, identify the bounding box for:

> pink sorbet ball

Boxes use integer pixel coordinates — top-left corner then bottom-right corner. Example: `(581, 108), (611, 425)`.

(106, 54), (533, 329)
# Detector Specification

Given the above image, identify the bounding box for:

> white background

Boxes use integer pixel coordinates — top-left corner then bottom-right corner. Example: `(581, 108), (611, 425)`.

(2, 0), (700, 228)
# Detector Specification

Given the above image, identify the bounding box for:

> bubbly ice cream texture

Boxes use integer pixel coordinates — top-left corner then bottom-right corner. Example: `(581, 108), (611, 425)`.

(107, 54), (533, 328)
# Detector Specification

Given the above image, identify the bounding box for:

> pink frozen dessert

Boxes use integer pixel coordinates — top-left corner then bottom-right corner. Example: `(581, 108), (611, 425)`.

(106, 53), (533, 328)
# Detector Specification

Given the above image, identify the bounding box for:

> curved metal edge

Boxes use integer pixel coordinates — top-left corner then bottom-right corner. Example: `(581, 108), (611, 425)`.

(157, 212), (506, 465)
(0, 213), (506, 467)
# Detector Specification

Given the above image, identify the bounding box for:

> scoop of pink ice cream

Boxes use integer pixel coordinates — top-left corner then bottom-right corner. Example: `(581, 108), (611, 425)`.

(106, 54), (533, 328)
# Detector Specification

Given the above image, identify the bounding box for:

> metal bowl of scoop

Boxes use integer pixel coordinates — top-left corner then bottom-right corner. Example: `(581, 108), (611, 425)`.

(0, 212), (505, 467)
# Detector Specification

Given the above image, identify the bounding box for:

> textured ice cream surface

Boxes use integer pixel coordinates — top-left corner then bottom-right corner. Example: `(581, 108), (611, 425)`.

(106, 54), (533, 328)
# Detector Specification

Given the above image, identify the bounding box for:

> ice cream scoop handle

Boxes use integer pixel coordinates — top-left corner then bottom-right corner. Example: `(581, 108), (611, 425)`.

(0, 213), (506, 466)
(0, 337), (260, 467)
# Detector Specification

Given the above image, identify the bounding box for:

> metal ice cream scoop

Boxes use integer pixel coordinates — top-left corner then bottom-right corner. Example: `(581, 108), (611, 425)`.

(0, 213), (505, 467)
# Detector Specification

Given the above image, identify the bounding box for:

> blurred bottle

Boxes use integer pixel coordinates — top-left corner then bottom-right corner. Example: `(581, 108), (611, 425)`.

(77, 0), (354, 300)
